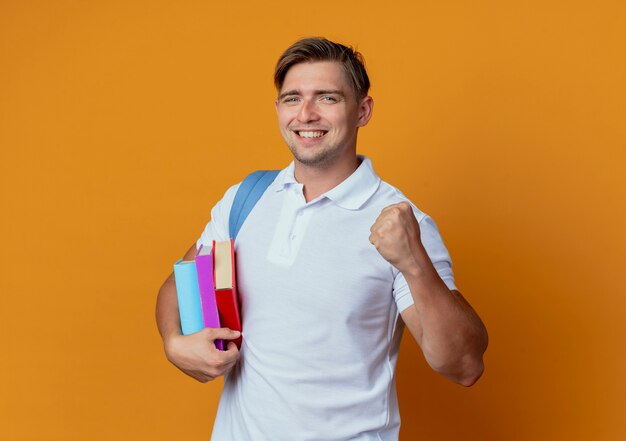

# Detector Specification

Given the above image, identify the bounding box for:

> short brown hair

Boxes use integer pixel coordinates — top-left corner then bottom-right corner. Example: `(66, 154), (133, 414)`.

(274, 37), (370, 101)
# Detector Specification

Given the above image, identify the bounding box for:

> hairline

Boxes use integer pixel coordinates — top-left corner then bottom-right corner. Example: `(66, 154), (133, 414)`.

(274, 38), (370, 102)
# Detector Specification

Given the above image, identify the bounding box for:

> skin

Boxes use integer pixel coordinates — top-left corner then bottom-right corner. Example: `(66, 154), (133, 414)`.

(156, 60), (488, 386)
(274, 61), (373, 201)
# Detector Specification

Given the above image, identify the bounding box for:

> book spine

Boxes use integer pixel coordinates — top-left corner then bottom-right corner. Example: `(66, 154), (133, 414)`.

(195, 252), (224, 350)
(172, 259), (204, 335)
(215, 289), (242, 348)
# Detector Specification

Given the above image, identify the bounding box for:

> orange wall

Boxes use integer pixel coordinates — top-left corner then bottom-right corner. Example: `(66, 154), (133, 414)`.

(1, 1), (624, 440)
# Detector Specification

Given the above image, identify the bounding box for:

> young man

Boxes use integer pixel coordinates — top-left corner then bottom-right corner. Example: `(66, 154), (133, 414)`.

(156, 37), (488, 440)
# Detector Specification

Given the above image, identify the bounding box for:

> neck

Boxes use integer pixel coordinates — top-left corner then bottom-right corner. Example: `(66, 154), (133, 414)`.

(294, 154), (360, 202)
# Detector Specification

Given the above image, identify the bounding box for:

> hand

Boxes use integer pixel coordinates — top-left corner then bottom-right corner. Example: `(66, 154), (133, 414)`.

(164, 328), (241, 383)
(369, 202), (428, 275)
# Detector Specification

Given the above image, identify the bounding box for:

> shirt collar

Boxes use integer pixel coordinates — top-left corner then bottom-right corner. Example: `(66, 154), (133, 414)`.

(274, 155), (381, 210)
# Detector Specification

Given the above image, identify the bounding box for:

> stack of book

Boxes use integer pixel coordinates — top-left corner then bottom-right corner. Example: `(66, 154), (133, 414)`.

(173, 239), (242, 349)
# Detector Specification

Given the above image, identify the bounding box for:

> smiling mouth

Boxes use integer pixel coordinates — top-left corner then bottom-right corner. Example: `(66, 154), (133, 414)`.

(295, 130), (327, 138)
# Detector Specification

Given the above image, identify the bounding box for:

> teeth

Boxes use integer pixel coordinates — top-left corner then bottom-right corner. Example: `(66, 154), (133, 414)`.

(299, 131), (325, 138)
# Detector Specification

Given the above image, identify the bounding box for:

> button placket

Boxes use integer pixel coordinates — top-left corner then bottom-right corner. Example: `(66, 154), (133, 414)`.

(267, 189), (312, 266)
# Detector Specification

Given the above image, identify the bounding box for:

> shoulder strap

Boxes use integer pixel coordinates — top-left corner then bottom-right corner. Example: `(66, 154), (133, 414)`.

(229, 170), (280, 240)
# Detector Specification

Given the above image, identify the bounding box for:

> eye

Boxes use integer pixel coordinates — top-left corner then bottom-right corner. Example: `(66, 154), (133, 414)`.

(282, 96), (300, 104)
(320, 95), (338, 103)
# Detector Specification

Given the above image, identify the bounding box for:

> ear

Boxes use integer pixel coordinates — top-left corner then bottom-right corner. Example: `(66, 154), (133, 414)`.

(356, 96), (374, 128)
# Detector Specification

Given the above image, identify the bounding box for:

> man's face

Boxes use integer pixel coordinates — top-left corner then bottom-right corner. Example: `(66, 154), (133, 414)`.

(275, 61), (372, 169)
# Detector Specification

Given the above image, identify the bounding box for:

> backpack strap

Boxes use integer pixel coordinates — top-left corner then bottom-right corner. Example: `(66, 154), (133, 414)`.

(229, 170), (280, 240)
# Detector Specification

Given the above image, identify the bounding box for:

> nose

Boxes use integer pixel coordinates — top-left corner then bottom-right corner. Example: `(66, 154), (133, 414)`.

(296, 99), (320, 123)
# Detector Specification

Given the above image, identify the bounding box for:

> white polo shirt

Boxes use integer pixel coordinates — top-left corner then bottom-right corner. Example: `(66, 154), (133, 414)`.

(198, 156), (456, 441)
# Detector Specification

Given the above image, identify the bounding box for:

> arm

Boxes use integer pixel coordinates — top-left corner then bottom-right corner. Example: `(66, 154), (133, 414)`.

(370, 202), (488, 386)
(156, 243), (241, 383)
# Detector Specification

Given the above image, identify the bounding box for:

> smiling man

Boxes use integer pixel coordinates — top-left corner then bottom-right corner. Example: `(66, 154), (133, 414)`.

(156, 37), (488, 441)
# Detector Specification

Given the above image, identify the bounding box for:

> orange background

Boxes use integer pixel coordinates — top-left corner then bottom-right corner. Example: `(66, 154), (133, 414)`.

(1, 1), (625, 440)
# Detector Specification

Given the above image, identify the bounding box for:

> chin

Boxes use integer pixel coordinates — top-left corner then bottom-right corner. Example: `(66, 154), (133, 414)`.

(292, 150), (336, 167)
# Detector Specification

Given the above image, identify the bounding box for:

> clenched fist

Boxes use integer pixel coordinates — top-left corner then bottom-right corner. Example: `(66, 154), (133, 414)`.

(369, 202), (429, 275)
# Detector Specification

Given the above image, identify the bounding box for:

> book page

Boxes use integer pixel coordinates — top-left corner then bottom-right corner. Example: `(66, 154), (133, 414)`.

(214, 240), (233, 289)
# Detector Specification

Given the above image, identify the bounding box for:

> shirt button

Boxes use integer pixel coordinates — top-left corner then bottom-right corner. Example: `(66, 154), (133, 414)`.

(291, 234), (296, 240)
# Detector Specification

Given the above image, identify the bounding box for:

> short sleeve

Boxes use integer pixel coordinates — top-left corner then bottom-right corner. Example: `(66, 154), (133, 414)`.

(196, 183), (241, 249)
(392, 214), (457, 313)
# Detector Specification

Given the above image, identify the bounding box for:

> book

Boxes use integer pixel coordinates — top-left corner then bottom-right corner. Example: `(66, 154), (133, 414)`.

(195, 245), (223, 350)
(173, 259), (204, 336)
(213, 239), (242, 348)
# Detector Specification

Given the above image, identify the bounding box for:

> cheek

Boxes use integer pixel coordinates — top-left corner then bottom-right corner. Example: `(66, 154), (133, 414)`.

(329, 116), (350, 132)
(277, 116), (290, 130)
(326, 110), (350, 125)
(277, 111), (295, 127)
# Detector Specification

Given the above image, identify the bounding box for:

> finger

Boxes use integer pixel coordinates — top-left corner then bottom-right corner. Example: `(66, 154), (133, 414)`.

(379, 203), (396, 214)
(370, 215), (388, 234)
(369, 232), (380, 247)
(205, 328), (242, 341)
(380, 202), (405, 214)
(371, 209), (390, 230)
(371, 220), (393, 240)
(225, 340), (240, 353)
(219, 342), (240, 363)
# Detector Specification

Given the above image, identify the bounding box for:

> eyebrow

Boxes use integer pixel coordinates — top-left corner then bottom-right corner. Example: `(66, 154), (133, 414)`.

(278, 89), (346, 100)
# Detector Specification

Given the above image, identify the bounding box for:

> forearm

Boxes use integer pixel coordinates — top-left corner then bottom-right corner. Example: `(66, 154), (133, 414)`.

(156, 273), (183, 345)
(402, 252), (488, 386)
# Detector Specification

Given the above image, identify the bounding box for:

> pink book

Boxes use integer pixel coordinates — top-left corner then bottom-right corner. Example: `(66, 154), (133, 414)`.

(195, 245), (224, 350)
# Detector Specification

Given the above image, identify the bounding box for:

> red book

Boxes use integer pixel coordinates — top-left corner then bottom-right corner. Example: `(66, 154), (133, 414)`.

(213, 239), (242, 348)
